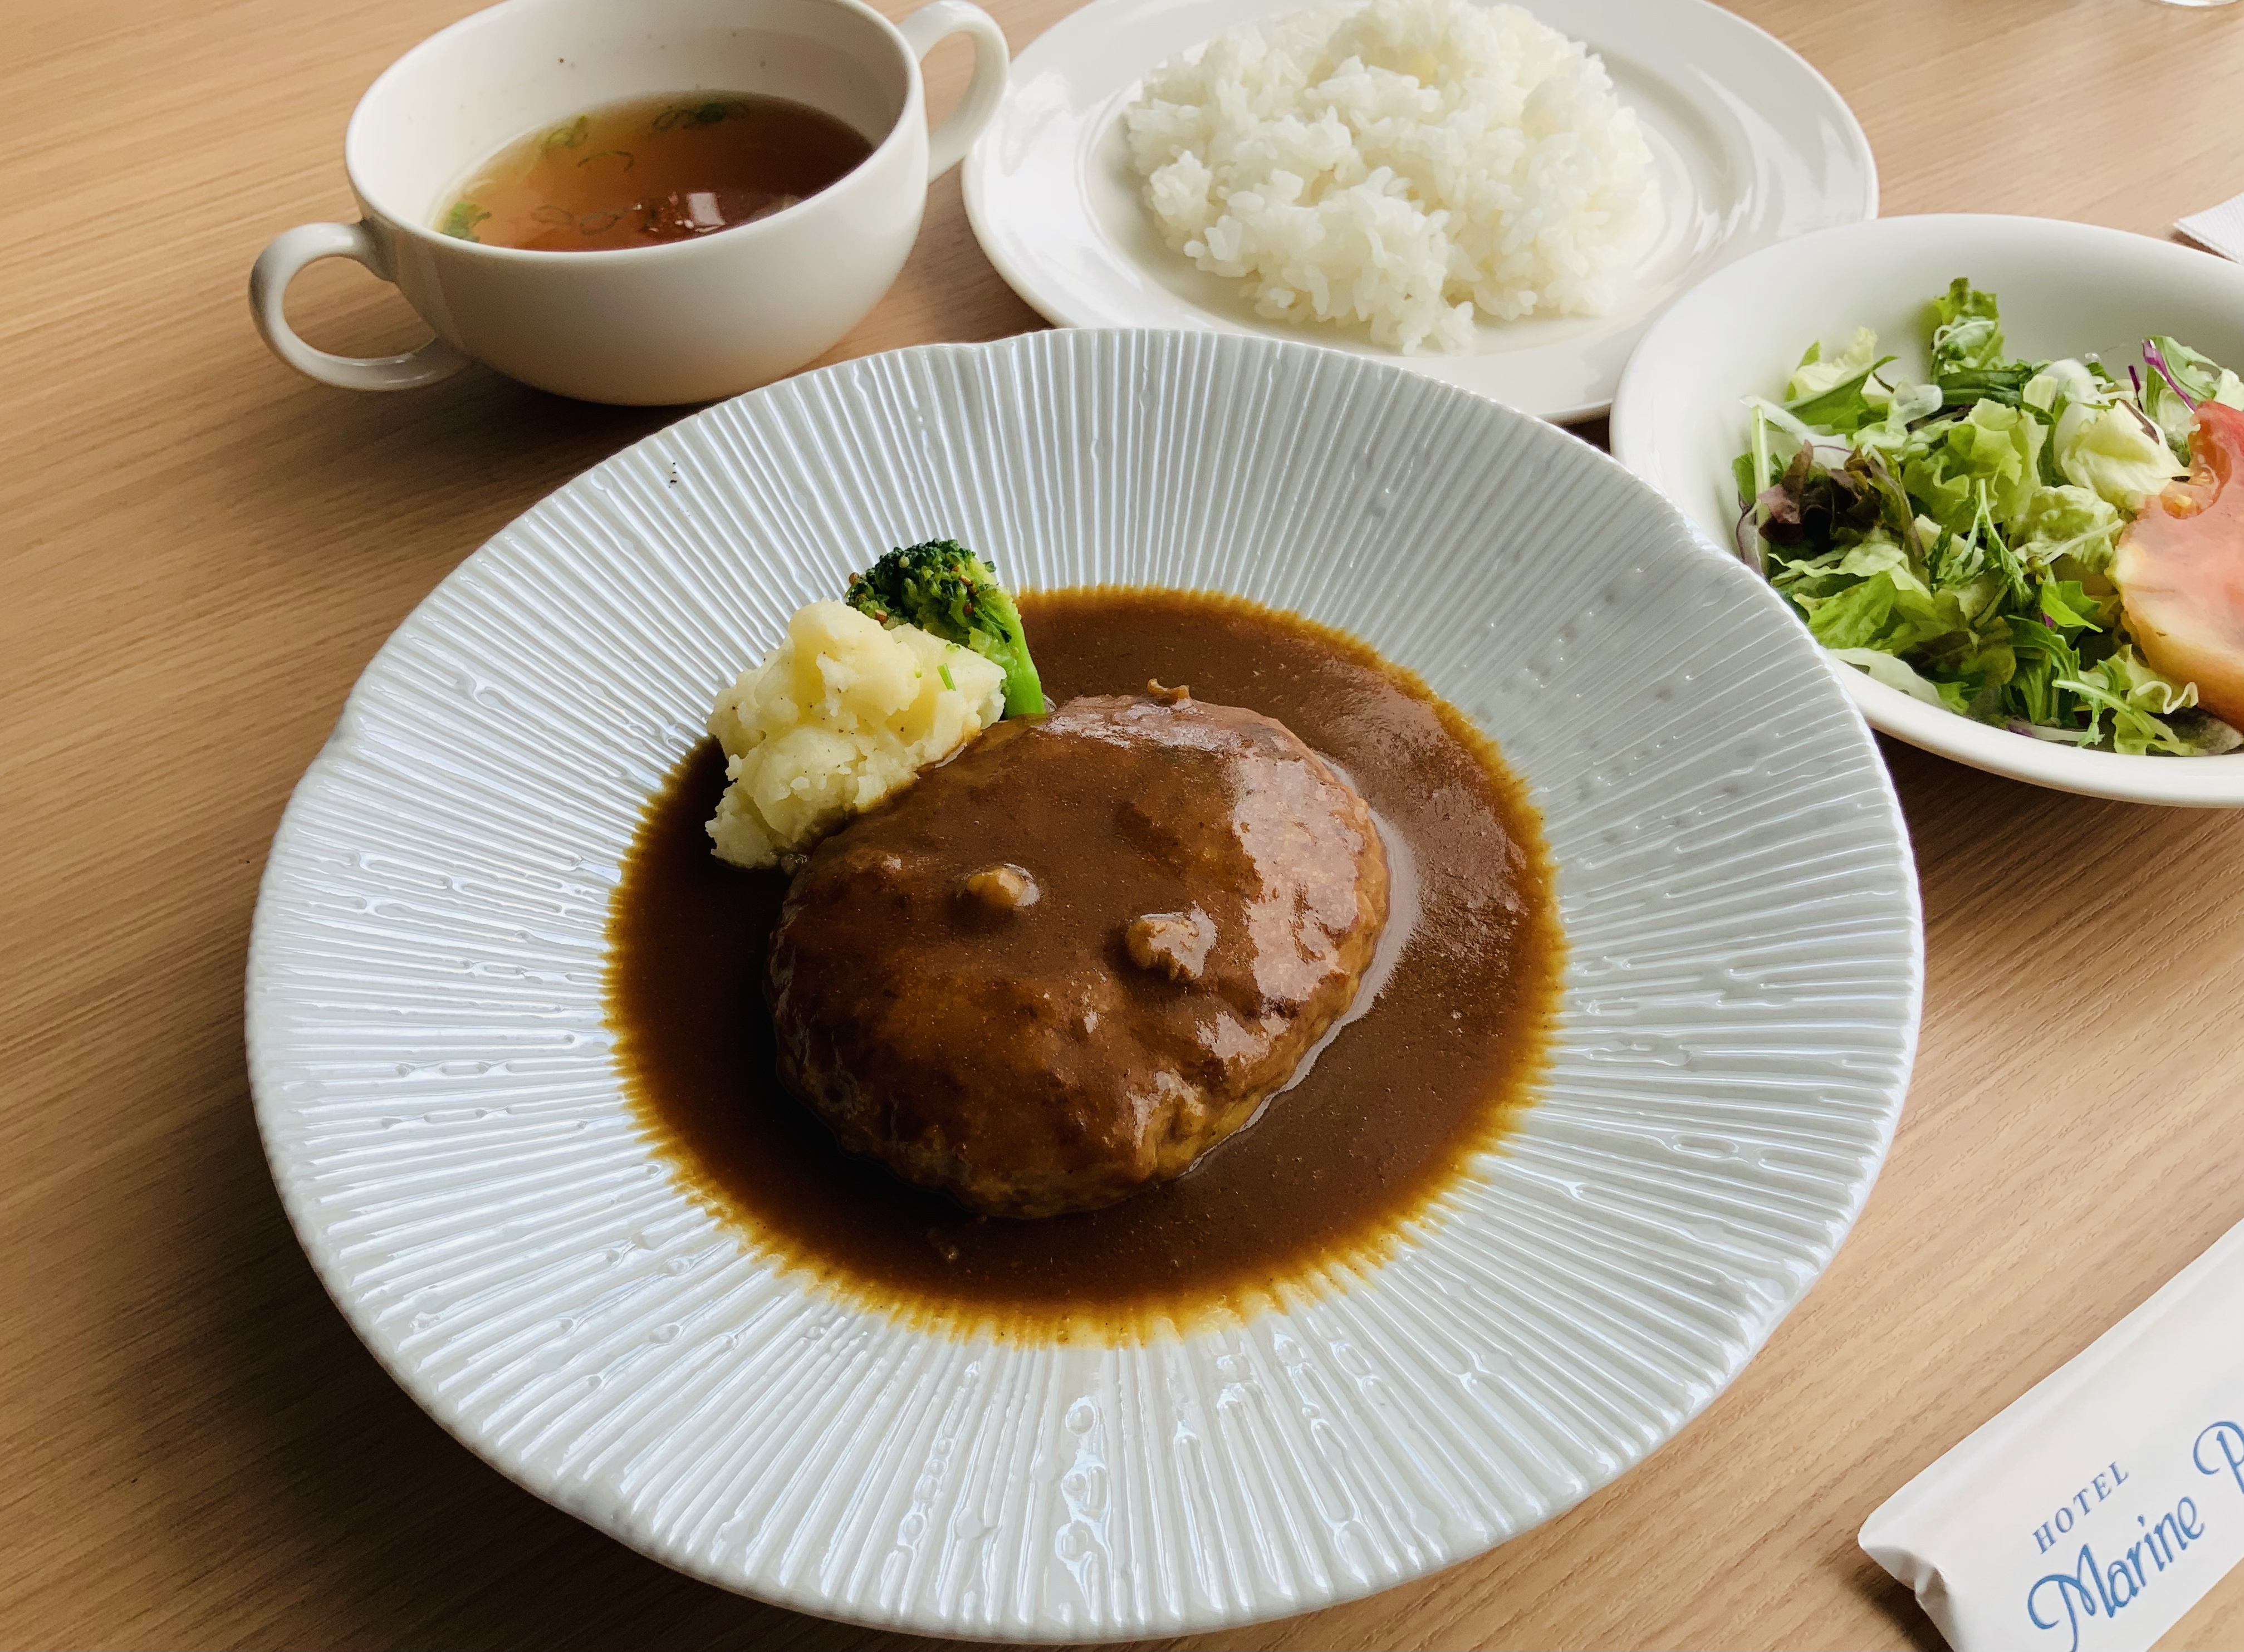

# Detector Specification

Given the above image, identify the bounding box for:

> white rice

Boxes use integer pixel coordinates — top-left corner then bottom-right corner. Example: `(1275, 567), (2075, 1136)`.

(1124, 0), (1658, 354)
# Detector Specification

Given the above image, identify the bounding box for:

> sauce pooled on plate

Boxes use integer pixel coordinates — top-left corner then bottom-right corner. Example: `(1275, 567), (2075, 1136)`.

(607, 587), (1564, 1339)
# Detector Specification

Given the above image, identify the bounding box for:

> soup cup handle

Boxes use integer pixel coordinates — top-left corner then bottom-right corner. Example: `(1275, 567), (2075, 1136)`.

(896, 0), (1010, 182)
(249, 220), (472, 393)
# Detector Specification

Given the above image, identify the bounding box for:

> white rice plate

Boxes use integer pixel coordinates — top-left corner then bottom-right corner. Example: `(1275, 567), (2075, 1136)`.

(1124, 0), (1658, 354)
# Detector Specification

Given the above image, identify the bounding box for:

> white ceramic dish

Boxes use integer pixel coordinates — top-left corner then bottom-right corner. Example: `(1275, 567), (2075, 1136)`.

(251, 0), (1009, 404)
(248, 329), (1922, 1641)
(1611, 213), (2244, 807)
(961, 0), (1875, 423)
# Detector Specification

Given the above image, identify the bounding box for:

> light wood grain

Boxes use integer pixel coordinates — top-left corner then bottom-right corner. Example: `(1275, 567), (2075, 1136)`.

(3, 0), (2243, 1646)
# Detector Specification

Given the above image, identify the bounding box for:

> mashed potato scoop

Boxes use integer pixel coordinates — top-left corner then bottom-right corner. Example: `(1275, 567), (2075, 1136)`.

(705, 600), (1006, 869)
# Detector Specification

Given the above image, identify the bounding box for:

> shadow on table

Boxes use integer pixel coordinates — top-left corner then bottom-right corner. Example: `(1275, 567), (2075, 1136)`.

(1847, 1555), (1949, 1652)
(1874, 728), (2204, 899)
(1866, 1577), (1949, 1652)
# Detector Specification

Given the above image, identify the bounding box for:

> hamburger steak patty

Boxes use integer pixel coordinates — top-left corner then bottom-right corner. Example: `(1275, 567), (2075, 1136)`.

(764, 691), (1392, 1217)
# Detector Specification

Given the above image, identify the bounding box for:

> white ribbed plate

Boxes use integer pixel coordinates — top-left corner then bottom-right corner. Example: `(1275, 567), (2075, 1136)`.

(248, 329), (1922, 1641)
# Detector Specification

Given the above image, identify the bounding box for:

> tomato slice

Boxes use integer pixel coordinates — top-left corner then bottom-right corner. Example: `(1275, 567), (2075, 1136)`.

(2112, 400), (2244, 727)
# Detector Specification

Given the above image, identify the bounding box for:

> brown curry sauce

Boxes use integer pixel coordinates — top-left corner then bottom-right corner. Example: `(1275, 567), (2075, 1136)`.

(606, 588), (1564, 1339)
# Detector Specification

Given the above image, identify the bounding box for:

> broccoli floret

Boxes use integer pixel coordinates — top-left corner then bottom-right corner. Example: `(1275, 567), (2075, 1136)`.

(844, 539), (1045, 717)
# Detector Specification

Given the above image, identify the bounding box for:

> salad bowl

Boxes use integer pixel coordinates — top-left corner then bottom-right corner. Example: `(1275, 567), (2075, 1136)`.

(1610, 213), (2244, 807)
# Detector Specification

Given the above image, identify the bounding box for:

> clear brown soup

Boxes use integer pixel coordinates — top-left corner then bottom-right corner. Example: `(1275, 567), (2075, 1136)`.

(438, 92), (874, 252)
(607, 589), (1565, 1341)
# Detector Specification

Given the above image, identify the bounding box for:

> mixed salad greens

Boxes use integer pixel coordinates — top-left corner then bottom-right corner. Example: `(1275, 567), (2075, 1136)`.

(1732, 280), (2244, 756)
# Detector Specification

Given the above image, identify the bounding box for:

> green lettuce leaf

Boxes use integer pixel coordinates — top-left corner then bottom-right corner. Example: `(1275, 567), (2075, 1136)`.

(2092, 645), (2198, 715)
(2059, 673), (2190, 755)
(2149, 336), (2244, 408)
(1930, 278), (2004, 374)
(1804, 571), (1964, 654)
(2037, 579), (2108, 634)
(2015, 649), (2199, 754)
(1787, 329), (1881, 401)
(2054, 400), (2186, 511)
(2141, 336), (2244, 460)
(1855, 379), (1946, 455)
(1781, 330), (1899, 435)
(2011, 484), (2123, 573)
(1829, 647), (1972, 713)
(2006, 615), (2082, 727)
(1788, 364), (1899, 435)
(1938, 364), (2038, 410)
(1833, 533), (1930, 594)
(1902, 399), (2045, 533)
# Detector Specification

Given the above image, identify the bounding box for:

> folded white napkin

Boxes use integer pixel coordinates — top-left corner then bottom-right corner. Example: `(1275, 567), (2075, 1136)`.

(1860, 1219), (2244, 1652)
(2177, 193), (2244, 262)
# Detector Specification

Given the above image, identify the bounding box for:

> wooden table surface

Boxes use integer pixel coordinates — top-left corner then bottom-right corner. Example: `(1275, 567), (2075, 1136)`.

(7, 0), (2244, 1646)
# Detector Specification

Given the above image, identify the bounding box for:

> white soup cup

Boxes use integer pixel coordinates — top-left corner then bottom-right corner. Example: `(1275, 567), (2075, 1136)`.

(249, 0), (1008, 404)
